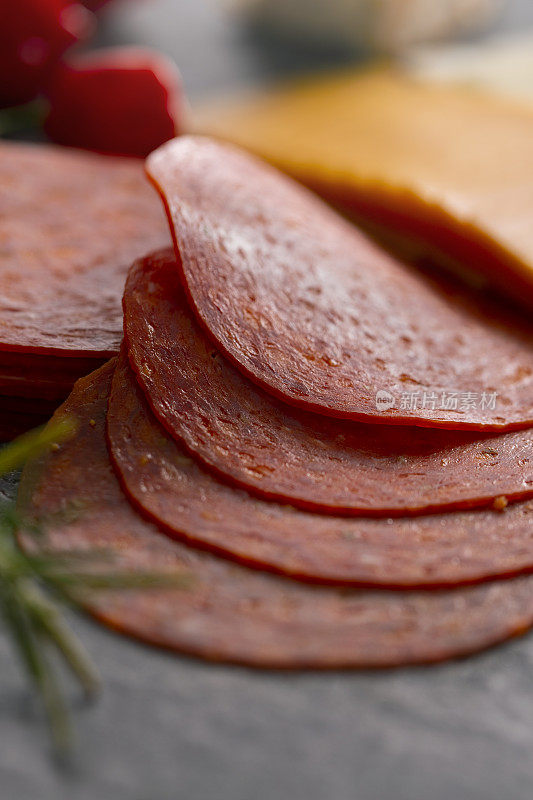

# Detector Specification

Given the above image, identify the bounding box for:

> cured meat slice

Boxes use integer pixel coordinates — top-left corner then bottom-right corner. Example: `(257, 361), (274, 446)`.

(146, 135), (533, 430)
(108, 351), (533, 587)
(0, 141), (168, 356)
(196, 68), (533, 310)
(17, 361), (533, 667)
(0, 352), (106, 401)
(0, 351), (104, 382)
(123, 250), (533, 516)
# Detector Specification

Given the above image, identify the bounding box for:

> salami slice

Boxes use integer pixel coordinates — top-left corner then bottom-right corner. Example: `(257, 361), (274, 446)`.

(108, 351), (533, 588)
(0, 141), (168, 356)
(0, 351), (106, 401)
(123, 250), (533, 516)
(196, 68), (533, 311)
(17, 362), (533, 667)
(146, 136), (533, 430)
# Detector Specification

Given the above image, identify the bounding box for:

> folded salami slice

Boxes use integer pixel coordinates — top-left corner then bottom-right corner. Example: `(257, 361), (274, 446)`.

(147, 136), (533, 430)
(17, 361), (533, 667)
(196, 69), (533, 309)
(108, 351), (533, 588)
(0, 142), (168, 357)
(123, 250), (533, 516)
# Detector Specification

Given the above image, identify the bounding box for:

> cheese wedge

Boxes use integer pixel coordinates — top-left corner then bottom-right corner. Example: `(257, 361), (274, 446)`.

(196, 68), (533, 306)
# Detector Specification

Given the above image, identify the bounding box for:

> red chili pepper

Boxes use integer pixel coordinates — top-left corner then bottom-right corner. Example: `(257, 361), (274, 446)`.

(44, 47), (184, 157)
(0, 1), (95, 108)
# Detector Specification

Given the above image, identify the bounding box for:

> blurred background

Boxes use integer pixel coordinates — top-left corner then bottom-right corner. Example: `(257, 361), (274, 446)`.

(93, 0), (533, 99)
(3, 0), (533, 152)
(3, 3), (533, 800)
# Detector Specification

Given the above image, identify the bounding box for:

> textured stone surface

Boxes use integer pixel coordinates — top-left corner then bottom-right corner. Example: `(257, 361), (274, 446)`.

(2, 578), (533, 800)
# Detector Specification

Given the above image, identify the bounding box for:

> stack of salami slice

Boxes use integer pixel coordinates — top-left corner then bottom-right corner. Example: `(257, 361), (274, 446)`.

(18, 137), (533, 668)
(0, 142), (169, 438)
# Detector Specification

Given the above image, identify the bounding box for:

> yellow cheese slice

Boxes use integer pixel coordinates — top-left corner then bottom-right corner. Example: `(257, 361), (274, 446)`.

(196, 68), (533, 306)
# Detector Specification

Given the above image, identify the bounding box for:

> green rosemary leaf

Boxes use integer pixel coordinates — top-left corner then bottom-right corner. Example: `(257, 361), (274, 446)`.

(42, 570), (192, 592)
(0, 418), (76, 476)
(22, 580), (101, 699)
(0, 584), (73, 758)
(19, 548), (115, 567)
(0, 419), (192, 759)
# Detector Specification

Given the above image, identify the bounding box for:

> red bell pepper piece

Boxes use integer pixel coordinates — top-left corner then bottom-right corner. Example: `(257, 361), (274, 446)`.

(44, 47), (184, 157)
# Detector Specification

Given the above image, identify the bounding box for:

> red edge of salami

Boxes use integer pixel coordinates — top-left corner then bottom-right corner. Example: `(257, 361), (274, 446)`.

(16, 362), (533, 668)
(107, 350), (533, 588)
(146, 136), (533, 431)
(122, 249), (533, 517)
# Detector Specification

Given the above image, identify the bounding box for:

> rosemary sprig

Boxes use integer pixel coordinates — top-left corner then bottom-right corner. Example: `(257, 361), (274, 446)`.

(0, 419), (76, 474)
(0, 423), (190, 761)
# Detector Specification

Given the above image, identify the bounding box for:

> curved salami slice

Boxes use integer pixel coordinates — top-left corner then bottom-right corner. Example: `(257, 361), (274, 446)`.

(123, 250), (533, 516)
(0, 142), (168, 356)
(147, 136), (533, 430)
(108, 352), (533, 588)
(17, 362), (533, 667)
(196, 69), (533, 311)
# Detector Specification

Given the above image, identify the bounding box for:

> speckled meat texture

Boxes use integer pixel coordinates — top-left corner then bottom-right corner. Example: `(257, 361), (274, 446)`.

(17, 362), (533, 667)
(0, 142), (169, 356)
(123, 251), (533, 516)
(147, 136), (533, 430)
(108, 352), (533, 588)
